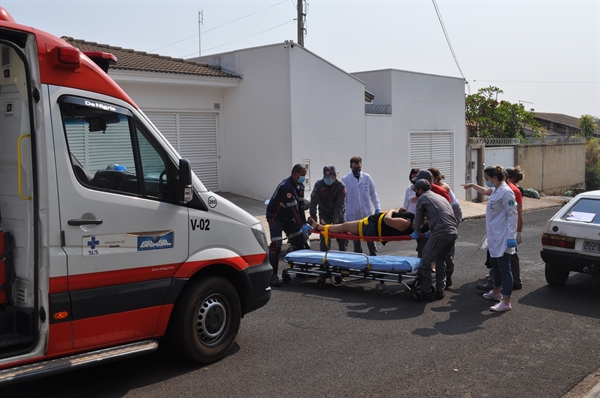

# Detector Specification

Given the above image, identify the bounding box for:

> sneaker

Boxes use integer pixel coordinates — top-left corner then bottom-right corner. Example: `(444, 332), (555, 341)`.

(490, 301), (512, 312)
(270, 276), (283, 287)
(445, 277), (452, 289)
(476, 282), (493, 291)
(513, 283), (523, 290)
(483, 290), (502, 300)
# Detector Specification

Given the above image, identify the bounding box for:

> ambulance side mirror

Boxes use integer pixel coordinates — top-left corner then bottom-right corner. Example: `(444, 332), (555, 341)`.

(179, 158), (192, 204)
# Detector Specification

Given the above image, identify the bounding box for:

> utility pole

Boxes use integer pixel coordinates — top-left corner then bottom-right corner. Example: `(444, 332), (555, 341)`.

(297, 0), (304, 46)
(198, 10), (203, 57)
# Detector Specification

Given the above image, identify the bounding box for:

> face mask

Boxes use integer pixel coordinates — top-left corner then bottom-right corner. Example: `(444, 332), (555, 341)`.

(298, 175), (306, 184)
(324, 177), (334, 186)
(485, 180), (494, 188)
(415, 191), (422, 198)
(352, 168), (361, 177)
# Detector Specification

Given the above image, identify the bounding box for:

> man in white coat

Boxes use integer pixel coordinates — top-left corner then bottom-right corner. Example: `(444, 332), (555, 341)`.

(341, 156), (381, 256)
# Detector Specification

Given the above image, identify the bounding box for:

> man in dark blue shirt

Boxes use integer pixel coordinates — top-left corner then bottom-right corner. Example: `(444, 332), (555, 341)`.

(266, 164), (308, 286)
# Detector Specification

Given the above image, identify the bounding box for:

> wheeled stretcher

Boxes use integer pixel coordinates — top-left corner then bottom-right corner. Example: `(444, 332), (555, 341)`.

(282, 249), (425, 300)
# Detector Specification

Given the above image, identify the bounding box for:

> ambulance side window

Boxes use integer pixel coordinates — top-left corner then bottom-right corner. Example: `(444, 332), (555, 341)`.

(135, 121), (172, 200)
(60, 96), (171, 201)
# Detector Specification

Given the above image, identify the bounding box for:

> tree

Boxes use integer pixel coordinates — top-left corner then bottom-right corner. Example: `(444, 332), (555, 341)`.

(585, 138), (600, 190)
(578, 114), (597, 138)
(466, 86), (539, 139)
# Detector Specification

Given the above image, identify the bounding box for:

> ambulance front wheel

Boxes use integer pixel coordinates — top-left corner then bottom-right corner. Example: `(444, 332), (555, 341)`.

(168, 276), (241, 364)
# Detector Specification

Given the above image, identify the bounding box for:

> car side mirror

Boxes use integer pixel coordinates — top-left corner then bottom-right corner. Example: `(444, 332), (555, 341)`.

(179, 158), (192, 204)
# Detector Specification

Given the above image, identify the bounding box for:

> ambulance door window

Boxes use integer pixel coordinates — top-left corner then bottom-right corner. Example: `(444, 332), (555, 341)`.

(135, 121), (172, 201)
(60, 96), (140, 195)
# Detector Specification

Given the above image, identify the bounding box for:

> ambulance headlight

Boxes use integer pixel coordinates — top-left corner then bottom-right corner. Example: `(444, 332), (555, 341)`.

(251, 223), (269, 253)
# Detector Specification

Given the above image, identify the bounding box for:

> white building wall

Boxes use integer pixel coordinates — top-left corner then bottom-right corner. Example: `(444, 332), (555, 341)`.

(288, 47), (366, 193)
(200, 46), (293, 200)
(355, 69), (467, 209)
(116, 81), (224, 112)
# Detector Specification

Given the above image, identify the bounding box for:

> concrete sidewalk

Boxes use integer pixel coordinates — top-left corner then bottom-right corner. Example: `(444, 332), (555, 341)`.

(219, 191), (569, 234)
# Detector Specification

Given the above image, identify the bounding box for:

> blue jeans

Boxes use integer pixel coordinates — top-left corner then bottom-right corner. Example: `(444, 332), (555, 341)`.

(491, 253), (513, 298)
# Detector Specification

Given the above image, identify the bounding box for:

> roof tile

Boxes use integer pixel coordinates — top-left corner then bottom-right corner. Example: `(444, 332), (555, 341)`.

(63, 37), (240, 79)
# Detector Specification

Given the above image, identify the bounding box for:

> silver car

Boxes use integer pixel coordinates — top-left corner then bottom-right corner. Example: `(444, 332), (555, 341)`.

(540, 190), (600, 285)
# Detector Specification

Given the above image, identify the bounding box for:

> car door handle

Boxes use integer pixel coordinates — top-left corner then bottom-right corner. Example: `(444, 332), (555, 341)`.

(68, 218), (103, 226)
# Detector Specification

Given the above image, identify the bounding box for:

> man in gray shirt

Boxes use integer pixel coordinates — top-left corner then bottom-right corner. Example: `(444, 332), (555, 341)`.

(310, 165), (347, 251)
(411, 179), (458, 301)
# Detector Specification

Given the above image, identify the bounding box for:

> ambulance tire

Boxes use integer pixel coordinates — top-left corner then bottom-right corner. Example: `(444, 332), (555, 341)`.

(169, 276), (241, 364)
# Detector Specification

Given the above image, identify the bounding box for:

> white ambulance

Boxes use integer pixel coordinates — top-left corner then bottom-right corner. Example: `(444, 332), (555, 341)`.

(0, 7), (272, 384)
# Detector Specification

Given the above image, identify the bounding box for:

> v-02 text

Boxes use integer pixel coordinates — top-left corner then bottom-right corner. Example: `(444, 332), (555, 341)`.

(191, 219), (210, 231)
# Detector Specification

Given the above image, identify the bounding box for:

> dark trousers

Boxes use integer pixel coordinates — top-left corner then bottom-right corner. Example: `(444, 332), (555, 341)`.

(418, 234), (457, 294)
(318, 215), (347, 252)
(320, 235), (347, 252)
(268, 218), (305, 277)
(352, 239), (377, 256)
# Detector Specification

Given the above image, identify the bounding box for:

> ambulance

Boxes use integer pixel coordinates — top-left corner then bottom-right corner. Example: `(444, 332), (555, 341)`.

(0, 7), (271, 384)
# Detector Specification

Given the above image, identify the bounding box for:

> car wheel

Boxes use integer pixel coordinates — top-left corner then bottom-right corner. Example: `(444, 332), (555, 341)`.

(168, 276), (241, 363)
(545, 262), (570, 286)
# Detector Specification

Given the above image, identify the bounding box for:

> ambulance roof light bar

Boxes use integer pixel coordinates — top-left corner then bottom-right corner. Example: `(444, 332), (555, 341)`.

(83, 51), (117, 73)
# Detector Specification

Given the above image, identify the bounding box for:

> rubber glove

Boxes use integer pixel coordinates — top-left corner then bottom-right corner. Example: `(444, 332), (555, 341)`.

(425, 231), (431, 239)
(410, 231), (420, 240)
(375, 209), (381, 214)
(507, 239), (517, 248)
(516, 232), (522, 244)
(301, 224), (312, 235)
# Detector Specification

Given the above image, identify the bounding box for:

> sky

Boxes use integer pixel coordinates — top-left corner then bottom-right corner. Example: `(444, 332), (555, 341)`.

(2, 0), (599, 118)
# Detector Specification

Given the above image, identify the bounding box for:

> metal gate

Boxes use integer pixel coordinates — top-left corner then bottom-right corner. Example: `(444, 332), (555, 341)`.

(145, 112), (219, 191)
(410, 131), (454, 188)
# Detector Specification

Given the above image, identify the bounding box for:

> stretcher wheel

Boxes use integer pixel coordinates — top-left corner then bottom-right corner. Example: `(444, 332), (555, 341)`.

(282, 270), (291, 284)
(411, 291), (423, 302)
(334, 276), (343, 284)
(316, 276), (327, 289)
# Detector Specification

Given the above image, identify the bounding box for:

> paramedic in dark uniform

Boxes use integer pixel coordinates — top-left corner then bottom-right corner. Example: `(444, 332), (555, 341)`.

(266, 164), (308, 287)
(411, 179), (458, 301)
(309, 165), (347, 252)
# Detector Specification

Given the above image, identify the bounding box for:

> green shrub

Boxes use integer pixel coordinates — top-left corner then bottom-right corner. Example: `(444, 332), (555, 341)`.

(585, 138), (600, 191)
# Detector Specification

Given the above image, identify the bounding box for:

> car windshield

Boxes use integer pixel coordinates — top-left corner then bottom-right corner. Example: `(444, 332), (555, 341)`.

(561, 198), (600, 224)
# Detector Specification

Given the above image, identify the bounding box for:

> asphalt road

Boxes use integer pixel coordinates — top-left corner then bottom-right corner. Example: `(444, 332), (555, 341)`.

(2, 207), (599, 398)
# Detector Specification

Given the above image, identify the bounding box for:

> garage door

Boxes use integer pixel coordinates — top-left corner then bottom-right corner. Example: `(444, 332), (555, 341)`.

(145, 112), (219, 191)
(410, 131), (454, 188)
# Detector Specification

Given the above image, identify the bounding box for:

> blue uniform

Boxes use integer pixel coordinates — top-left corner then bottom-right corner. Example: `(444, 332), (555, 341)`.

(266, 176), (307, 278)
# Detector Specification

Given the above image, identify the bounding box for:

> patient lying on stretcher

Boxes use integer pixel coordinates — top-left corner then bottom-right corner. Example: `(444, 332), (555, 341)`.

(308, 209), (414, 244)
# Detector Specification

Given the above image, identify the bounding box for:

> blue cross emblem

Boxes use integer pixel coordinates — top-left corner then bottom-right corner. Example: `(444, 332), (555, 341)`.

(87, 236), (99, 250)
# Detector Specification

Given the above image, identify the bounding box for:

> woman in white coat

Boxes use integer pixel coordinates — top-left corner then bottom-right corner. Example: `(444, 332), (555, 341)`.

(462, 165), (518, 311)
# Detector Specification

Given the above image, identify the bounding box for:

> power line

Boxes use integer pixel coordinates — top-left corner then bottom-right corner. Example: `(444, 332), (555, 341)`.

(202, 0), (288, 35)
(431, 0), (466, 82)
(473, 80), (599, 84)
(150, 0), (288, 53)
(183, 19), (296, 58)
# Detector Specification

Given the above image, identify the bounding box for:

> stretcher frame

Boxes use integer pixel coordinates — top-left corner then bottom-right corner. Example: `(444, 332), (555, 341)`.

(282, 248), (425, 300)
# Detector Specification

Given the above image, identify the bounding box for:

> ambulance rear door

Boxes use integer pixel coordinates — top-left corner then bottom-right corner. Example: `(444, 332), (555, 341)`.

(49, 90), (189, 349)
